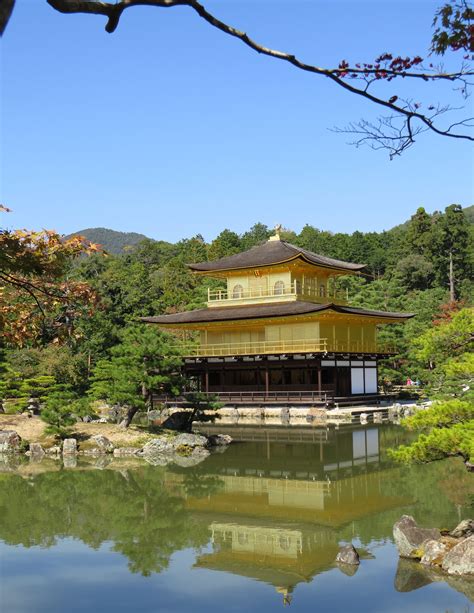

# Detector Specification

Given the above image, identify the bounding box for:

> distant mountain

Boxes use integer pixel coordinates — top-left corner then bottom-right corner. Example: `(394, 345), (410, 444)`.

(67, 228), (150, 254)
(70, 206), (474, 253)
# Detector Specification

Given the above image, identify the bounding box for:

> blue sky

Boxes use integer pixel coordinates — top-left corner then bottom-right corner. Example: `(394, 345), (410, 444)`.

(1, 0), (473, 242)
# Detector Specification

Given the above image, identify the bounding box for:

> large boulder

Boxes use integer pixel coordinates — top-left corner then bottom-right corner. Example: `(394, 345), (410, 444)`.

(420, 540), (448, 567)
(173, 433), (208, 448)
(393, 515), (441, 558)
(90, 435), (114, 453)
(0, 430), (21, 453)
(441, 536), (474, 575)
(29, 443), (45, 461)
(335, 544), (360, 566)
(450, 519), (474, 539)
(141, 437), (175, 457)
(62, 438), (78, 455)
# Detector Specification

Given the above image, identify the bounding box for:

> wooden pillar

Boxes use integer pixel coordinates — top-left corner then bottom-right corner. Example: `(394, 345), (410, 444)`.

(204, 368), (209, 394)
(265, 366), (270, 397)
(317, 364), (322, 395)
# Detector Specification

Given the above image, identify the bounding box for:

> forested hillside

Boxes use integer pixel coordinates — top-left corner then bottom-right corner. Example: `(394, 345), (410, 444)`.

(66, 227), (150, 254)
(1, 204), (473, 413)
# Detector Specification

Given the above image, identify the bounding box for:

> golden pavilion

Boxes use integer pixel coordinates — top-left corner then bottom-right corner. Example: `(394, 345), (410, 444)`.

(143, 227), (414, 403)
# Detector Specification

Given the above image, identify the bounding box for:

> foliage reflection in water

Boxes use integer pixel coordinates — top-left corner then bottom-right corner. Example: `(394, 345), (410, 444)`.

(0, 424), (473, 612)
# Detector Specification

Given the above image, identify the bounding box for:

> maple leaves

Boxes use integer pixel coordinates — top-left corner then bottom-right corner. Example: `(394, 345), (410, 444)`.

(0, 209), (102, 346)
(337, 54), (426, 81)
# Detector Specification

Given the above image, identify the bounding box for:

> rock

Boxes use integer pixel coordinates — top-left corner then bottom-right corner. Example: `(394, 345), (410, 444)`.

(442, 536), (474, 575)
(29, 443), (45, 460)
(113, 447), (141, 457)
(450, 519), (474, 539)
(46, 445), (61, 456)
(0, 430), (21, 453)
(90, 435), (114, 453)
(207, 433), (233, 446)
(62, 438), (78, 455)
(373, 412), (383, 423)
(420, 539), (448, 566)
(359, 412), (368, 424)
(173, 433), (208, 448)
(335, 544), (360, 565)
(393, 515), (441, 559)
(141, 437), (175, 456)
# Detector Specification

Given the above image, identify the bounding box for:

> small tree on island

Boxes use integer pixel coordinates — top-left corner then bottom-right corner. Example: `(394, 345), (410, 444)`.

(41, 392), (91, 439)
(89, 326), (184, 428)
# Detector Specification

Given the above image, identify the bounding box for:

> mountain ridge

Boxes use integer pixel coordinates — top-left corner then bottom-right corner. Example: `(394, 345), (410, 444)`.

(70, 204), (473, 253)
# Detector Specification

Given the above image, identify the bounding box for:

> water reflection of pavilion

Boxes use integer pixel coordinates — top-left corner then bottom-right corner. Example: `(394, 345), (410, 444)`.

(180, 425), (412, 604)
(196, 522), (339, 606)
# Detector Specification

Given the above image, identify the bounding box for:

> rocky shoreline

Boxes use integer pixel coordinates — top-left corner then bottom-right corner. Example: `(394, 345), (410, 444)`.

(392, 514), (473, 576)
(335, 515), (473, 579)
(0, 429), (232, 468)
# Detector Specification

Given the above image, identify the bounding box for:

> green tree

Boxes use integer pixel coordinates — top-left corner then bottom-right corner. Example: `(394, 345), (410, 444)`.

(389, 400), (474, 467)
(240, 223), (271, 250)
(207, 229), (241, 261)
(391, 307), (474, 469)
(89, 326), (183, 427)
(40, 392), (89, 438)
(405, 207), (433, 257)
(431, 205), (471, 300)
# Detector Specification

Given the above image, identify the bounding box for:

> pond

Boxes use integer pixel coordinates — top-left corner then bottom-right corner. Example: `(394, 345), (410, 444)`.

(0, 424), (472, 612)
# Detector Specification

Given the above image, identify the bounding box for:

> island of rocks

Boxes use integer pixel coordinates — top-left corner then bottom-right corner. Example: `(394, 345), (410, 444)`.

(0, 428), (232, 468)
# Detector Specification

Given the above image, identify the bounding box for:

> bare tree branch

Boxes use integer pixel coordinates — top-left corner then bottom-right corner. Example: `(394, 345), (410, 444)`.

(44, 0), (473, 153)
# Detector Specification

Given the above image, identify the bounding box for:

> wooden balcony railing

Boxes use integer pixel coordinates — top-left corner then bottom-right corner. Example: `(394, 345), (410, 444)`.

(176, 338), (396, 357)
(207, 282), (348, 305)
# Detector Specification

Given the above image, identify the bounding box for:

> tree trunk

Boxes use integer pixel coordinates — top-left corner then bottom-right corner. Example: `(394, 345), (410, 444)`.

(449, 249), (455, 302)
(119, 406), (139, 428)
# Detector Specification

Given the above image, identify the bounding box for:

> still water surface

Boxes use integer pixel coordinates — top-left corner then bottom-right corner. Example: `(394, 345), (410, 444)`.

(0, 424), (473, 613)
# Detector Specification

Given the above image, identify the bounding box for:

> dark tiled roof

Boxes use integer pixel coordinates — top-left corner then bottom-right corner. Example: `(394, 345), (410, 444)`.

(189, 240), (365, 273)
(141, 301), (415, 326)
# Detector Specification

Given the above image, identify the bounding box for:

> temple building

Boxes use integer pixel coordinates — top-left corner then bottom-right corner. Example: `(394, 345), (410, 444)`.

(143, 227), (414, 404)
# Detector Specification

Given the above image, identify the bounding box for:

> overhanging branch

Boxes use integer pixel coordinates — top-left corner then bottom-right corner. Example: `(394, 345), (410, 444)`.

(45, 0), (474, 151)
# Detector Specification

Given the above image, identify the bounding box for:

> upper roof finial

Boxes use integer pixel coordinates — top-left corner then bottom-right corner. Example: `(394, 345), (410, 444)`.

(269, 223), (283, 242)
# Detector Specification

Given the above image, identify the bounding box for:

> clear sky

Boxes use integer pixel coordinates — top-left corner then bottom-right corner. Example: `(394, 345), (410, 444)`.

(1, 0), (473, 242)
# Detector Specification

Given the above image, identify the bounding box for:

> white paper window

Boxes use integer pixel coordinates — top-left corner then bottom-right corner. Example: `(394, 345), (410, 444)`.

(364, 368), (378, 393)
(351, 368), (364, 394)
